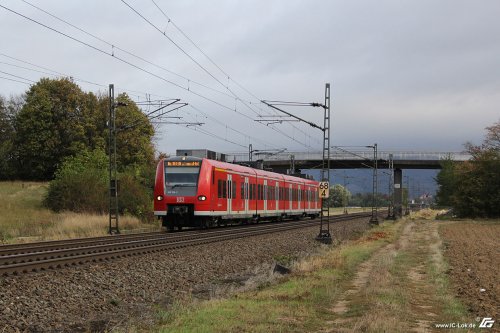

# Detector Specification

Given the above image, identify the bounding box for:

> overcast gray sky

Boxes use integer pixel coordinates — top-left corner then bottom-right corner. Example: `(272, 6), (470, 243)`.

(1, 0), (499, 155)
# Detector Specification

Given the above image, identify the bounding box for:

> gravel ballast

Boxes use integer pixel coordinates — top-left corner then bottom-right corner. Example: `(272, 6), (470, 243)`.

(0, 217), (371, 332)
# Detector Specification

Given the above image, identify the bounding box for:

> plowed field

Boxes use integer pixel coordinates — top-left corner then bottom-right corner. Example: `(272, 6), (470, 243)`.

(440, 221), (499, 320)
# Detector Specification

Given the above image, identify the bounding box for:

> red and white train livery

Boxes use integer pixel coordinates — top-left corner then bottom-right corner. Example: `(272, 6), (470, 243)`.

(154, 156), (321, 230)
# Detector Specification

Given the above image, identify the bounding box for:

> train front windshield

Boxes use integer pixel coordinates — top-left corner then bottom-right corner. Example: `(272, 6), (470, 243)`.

(164, 166), (200, 188)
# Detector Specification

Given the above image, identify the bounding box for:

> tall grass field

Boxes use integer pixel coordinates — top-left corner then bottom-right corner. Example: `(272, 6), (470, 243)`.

(0, 181), (157, 244)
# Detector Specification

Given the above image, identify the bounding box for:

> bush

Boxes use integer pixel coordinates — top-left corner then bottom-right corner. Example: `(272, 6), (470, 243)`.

(117, 173), (153, 221)
(44, 149), (108, 213)
(44, 148), (154, 221)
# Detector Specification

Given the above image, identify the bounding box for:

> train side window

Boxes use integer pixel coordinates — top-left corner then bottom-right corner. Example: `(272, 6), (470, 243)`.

(218, 180), (222, 198)
(223, 180), (227, 198)
(241, 183), (245, 199)
(232, 181), (237, 199)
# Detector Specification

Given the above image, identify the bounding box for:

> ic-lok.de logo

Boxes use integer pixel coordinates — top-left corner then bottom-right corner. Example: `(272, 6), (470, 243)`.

(479, 317), (495, 328)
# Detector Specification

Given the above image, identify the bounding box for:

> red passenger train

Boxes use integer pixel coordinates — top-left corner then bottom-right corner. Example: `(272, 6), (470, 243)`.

(154, 156), (321, 230)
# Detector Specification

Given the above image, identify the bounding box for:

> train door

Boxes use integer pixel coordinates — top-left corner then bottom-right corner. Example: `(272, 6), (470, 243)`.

(275, 182), (279, 214)
(244, 177), (249, 215)
(263, 179), (268, 212)
(298, 185), (301, 210)
(227, 174), (232, 215)
(307, 187), (311, 210)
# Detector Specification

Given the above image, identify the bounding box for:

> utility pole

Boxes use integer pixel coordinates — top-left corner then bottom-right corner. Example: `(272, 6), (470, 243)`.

(107, 88), (191, 235)
(290, 154), (295, 175)
(317, 83), (331, 243)
(404, 176), (410, 215)
(368, 143), (379, 225)
(108, 84), (119, 234)
(386, 153), (395, 220)
(261, 83), (331, 243)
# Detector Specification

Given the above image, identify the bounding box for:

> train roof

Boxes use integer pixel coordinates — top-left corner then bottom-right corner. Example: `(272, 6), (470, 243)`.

(163, 156), (318, 185)
(207, 159), (314, 184)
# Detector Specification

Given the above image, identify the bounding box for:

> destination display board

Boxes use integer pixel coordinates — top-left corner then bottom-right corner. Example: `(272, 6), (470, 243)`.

(166, 161), (201, 167)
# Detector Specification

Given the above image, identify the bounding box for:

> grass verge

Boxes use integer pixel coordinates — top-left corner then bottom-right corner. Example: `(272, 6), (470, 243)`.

(153, 221), (403, 333)
(0, 181), (157, 243)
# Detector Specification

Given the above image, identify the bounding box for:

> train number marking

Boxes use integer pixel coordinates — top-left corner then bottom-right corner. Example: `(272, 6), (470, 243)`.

(176, 197), (185, 203)
(319, 181), (329, 198)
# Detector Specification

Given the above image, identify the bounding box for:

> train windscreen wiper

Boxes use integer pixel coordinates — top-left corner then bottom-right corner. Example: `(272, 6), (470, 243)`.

(170, 183), (196, 188)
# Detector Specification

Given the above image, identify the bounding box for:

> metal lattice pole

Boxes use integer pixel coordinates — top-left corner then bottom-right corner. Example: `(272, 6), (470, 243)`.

(316, 83), (332, 243)
(108, 84), (119, 234)
(369, 143), (379, 225)
(387, 153), (395, 220)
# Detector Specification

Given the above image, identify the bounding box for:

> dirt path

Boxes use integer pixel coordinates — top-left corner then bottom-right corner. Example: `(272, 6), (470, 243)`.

(323, 219), (468, 333)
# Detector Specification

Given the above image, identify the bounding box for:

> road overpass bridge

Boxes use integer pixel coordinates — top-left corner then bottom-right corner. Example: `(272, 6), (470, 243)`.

(225, 151), (470, 173)
(223, 150), (469, 218)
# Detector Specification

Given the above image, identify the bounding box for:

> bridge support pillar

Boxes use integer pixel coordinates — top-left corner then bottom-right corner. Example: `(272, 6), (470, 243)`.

(394, 169), (403, 217)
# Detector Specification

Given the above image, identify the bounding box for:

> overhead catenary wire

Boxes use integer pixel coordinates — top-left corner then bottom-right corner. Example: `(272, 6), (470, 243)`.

(0, 52), (282, 150)
(0, 75), (32, 85)
(21, 1), (318, 149)
(2, 3), (316, 150)
(19, 0), (239, 102)
(125, 0), (319, 147)
(0, 5), (255, 118)
(0, 53), (169, 101)
(0, 70), (36, 83)
(0, 52), (179, 102)
(148, 0), (321, 146)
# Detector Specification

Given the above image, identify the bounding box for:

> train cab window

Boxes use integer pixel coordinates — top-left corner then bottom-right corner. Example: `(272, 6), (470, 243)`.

(218, 180), (223, 198)
(165, 165), (200, 188)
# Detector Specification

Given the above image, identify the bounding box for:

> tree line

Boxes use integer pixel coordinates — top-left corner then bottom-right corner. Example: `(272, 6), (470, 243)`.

(435, 120), (500, 218)
(0, 78), (157, 220)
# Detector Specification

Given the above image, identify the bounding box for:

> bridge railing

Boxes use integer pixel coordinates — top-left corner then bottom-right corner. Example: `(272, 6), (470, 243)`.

(225, 151), (471, 163)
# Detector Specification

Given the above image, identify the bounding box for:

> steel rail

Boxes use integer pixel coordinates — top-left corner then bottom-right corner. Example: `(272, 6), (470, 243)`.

(0, 212), (372, 256)
(0, 212), (375, 276)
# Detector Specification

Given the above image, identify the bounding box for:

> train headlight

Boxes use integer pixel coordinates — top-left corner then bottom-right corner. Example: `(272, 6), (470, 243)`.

(156, 195), (163, 201)
(198, 195), (207, 201)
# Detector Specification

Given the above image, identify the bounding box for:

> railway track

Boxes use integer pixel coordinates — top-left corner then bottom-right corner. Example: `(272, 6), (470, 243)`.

(0, 212), (374, 276)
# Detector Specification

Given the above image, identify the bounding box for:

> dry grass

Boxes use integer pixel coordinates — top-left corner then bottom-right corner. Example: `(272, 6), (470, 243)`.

(35, 213), (154, 240)
(154, 222), (402, 333)
(0, 181), (158, 243)
(410, 208), (448, 220)
(328, 207), (369, 215)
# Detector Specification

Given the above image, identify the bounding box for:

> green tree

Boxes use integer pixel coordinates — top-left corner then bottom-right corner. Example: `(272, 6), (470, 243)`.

(0, 96), (17, 179)
(435, 156), (456, 206)
(14, 78), (99, 180)
(437, 120), (500, 217)
(327, 184), (351, 207)
(109, 93), (155, 169)
(12, 78), (155, 180)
